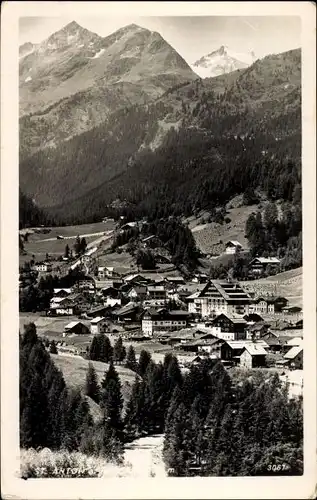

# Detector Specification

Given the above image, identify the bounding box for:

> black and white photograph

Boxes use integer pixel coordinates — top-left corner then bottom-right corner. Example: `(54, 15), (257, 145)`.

(1, 1), (316, 499)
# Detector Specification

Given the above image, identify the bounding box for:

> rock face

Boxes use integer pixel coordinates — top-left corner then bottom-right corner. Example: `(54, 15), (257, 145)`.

(19, 21), (198, 117)
(19, 22), (198, 158)
(192, 45), (256, 78)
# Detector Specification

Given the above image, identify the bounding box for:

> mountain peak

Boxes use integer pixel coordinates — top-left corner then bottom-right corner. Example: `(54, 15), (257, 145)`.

(192, 45), (256, 78)
(63, 21), (83, 32)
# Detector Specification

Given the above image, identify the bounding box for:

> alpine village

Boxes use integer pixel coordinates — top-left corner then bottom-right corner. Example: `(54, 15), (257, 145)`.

(19, 21), (303, 478)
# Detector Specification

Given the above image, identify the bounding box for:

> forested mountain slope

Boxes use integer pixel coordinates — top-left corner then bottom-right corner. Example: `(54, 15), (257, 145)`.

(20, 48), (301, 224)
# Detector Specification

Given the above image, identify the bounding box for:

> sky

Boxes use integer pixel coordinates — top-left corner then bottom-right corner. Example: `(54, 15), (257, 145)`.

(19, 16), (301, 63)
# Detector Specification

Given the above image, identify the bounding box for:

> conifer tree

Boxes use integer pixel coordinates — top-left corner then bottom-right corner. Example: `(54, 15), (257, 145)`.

(124, 375), (145, 441)
(100, 335), (113, 363)
(22, 322), (38, 349)
(100, 361), (123, 433)
(64, 244), (70, 258)
(163, 402), (192, 476)
(125, 345), (138, 372)
(85, 362), (100, 403)
(113, 337), (126, 364)
(89, 335), (100, 361)
(49, 340), (58, 354)
(138, 349), (152, 377)
(74, 235), (81, 255)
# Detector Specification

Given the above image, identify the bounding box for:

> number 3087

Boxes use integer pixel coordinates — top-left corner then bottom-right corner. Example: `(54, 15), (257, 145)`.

(267, 463), (290, 472)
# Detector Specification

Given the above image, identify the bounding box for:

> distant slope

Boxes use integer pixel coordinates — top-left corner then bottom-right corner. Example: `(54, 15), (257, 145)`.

(20, 48), (301, 223)
(241, 267), (302, 307)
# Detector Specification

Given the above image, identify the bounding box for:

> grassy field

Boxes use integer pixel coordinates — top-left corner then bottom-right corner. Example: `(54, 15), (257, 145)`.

(51, 354), (138, 406)
(20, 313), (91, 334)
(20, 221), (115, 239)
(97, 251), (136, 275)
(20, 220), (116, 264)
(241, 267), (303, 307)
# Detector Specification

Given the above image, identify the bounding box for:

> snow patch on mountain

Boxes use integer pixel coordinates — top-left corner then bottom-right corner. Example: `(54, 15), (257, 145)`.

(25, 76), (32, 83)
(88, 48), (105, 59)
(192, 45), (256, 78)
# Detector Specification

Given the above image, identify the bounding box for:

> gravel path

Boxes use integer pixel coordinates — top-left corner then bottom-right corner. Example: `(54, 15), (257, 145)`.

(123, 434), (167, 478)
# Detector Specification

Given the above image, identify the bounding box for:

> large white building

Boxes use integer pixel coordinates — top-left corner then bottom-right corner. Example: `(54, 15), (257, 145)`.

(186, 280), (252, 317)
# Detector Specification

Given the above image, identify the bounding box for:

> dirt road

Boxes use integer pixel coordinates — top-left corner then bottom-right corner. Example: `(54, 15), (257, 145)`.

(123, 434), (167, 478)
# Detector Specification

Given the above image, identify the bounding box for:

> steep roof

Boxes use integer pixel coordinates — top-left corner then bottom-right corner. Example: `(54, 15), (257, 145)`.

(284, 345), (303, 359)
(213, 313), (247, 324)
(241, 344), (267, 356)
(286, 337), (303, 346)
(251, 257), (280, 264)
(226, 240), (242, 247)
(148, 285), (166, 292)
(199, 280), (252, 303)
(225, 340), (269, 350)
(90, 316), (106, 324)
(64, 321), (82, 330)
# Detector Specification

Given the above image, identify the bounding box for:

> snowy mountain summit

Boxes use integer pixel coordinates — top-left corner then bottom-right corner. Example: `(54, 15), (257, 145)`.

(192, 45), (256, 78)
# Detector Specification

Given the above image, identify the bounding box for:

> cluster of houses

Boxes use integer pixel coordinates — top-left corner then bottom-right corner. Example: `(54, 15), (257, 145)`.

(46, 268), (303, 372)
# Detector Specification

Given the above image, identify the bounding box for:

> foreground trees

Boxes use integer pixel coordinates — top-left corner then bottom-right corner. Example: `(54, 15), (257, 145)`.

(20, 326), (303, 475)
(20, 323), (123, 463)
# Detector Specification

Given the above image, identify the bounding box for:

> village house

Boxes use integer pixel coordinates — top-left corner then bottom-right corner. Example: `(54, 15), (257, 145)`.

(33, 261), (53, 273)
(249, 297), (275, 314)
(261, 331), (288, 353)
(249, 257), (281, 277)
(94, 277), (122, 290)
(66, 292), (91, 314)
(284, 345), (303, 370)
(63, 321), (89, 337)
(114, 302), (143, 324)
(225, 240), (243, 255)
(123, 274), (148, 286)
(220, 339), (268, 364)
(281, 305), (302, 315)
(165, 276), (186, 286)
(147, 285), (167, 301)
(249, 296), (289, 314)
(167, 288), (192, 303)
(98, 266), (118, 279)
(90, 316), (108, 335)
(188, 280), (252, 318)
(127, 285), (147, 302)
(49, 297), (75, 316)
(246, 321), (270, 340)
(211, 313), (248, 340)
(239, 344), (267, 369)
(87, 304), (112, 318)
(100, 286), (122, 307)
(179, 337), (224, 356)
(191, 273), (208, 284)
(142, 308), (189, 336)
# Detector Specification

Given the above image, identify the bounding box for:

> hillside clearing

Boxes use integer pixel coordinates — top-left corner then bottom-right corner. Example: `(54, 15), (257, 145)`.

(241, 267), (302, 307)
(50, 354), (138, 406)
(188, 203), (259, 255)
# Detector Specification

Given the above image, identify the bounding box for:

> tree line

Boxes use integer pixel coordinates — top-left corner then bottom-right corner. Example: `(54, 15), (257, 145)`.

(245, 199), (302, 269)
(21, 323), (303, 476)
